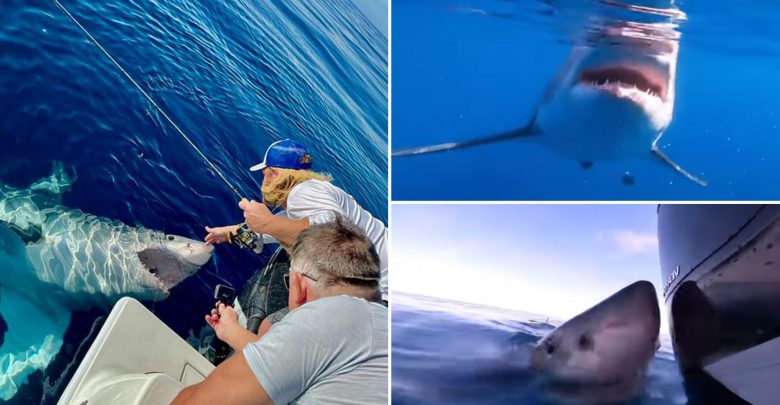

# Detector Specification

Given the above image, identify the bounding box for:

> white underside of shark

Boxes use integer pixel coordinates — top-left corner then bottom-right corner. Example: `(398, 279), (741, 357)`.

(0, 163), (213, 400)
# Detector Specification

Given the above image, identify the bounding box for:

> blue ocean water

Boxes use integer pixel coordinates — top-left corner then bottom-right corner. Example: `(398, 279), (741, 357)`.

(392, 0), (780, 200)
(0, 0), (387, 403)
(392, 292), (688, 405)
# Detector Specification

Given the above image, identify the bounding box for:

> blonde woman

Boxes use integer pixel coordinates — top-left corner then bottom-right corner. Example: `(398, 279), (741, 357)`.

(204, 139), (388, 302)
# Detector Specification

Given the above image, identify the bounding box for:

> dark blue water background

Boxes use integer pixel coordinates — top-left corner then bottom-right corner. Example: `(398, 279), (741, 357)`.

(392, 292), (688, 405)
(0, 0), (387, 402)
(392, 0), (780, 200)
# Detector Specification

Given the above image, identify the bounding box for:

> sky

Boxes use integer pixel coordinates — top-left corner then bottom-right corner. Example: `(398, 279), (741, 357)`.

(392, 204), (670, 331)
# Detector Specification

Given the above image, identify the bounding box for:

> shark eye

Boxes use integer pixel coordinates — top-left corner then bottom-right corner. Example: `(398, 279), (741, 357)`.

(579, 335), (593, 351)
(167, 235), (175, 241)
(546, 342), (556, 355)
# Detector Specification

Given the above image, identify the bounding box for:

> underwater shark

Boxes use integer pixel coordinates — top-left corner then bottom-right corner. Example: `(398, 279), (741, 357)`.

(393, 18), (706, 186)
(530, 281), (661, 403)
(0, 163), (213, 400)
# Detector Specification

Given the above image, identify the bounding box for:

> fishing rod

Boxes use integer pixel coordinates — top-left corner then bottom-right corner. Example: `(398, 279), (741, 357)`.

(52, 0), (263, 253)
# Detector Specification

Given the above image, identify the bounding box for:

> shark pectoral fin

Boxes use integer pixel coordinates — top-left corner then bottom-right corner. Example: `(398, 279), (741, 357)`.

(651, 146), (708, 187)
(392, 121), (538, 157)
(392, 142), (461, 157)
(0, 220), (43, 244)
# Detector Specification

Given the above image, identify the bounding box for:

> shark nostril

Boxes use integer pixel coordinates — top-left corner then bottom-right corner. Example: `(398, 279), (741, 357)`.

(167, 235), (174, 241)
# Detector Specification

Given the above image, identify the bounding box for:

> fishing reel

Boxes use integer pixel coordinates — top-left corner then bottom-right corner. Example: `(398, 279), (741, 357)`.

(228, 223), (264, 254)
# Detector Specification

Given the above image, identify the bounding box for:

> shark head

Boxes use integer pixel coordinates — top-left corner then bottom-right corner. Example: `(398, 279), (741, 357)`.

(560, 22), (680, 133)
(531, 20), (684, 162)
(136, 234), (214, 296)
(531, 281), (661, 385)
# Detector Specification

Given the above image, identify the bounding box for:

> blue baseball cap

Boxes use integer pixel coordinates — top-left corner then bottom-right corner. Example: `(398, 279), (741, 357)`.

(249, 139), (313, 172)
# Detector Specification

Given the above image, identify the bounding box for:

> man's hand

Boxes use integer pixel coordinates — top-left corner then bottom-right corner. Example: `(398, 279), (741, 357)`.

(239, 198), (274, 233)
(206, 303), (240, 343)
(205, 303), (262, 351)
(204, 225), (241, 245)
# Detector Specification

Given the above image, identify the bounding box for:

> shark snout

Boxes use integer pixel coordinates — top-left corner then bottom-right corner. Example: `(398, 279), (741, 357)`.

(619, 280), (661, 321)
(164, 234), (214, 266)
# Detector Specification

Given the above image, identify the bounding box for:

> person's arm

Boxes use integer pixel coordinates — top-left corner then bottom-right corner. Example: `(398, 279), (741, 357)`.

(240, 199), (310, 246)
(204, 224), (242, 245)
(170, 352), (272, 405)
(225, 325), (262, 351)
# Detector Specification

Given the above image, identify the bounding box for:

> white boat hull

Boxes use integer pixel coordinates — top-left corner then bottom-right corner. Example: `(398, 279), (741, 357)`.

(58, 297), (214, 405)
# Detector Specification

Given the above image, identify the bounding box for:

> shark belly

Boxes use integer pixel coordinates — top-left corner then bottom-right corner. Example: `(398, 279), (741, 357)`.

(536, 87), (659, 162)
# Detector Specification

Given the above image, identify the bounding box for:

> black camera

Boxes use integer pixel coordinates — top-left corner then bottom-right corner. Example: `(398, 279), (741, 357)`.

(208, 284), (237, 366)
(214, 284), (236, 307)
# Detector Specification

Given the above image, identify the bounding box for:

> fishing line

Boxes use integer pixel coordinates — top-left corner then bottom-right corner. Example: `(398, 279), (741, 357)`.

(52, 0), (245, 200)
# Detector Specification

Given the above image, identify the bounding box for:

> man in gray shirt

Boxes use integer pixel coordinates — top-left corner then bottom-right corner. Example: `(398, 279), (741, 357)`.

(172, 218), (388, 404)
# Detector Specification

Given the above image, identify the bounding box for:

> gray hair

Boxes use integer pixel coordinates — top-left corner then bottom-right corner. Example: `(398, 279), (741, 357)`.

(290, 217), (380, 290)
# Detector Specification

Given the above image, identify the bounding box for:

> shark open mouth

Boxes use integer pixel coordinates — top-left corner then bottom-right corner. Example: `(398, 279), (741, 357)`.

(579, 65), (668, 100)
(137, 247), (186, 294)
(145, 265), (173, 293)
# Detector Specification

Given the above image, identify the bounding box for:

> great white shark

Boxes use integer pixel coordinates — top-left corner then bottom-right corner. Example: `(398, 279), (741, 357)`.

(0, 163), (213, 400)
(393, 15), (706, 186)
(530, 281), (661, 403)
(400, 281), (664, 403)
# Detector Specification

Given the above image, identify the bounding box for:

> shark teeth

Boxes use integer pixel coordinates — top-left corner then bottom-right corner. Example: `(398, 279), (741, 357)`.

(140, 263), (171, 294)
(580, 66), (667, 99)
(587, 80), (662, 100)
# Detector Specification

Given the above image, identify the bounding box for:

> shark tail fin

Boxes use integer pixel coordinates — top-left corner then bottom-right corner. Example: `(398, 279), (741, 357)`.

(392, 121), (537, 157)
(651, 147), (708, 187)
